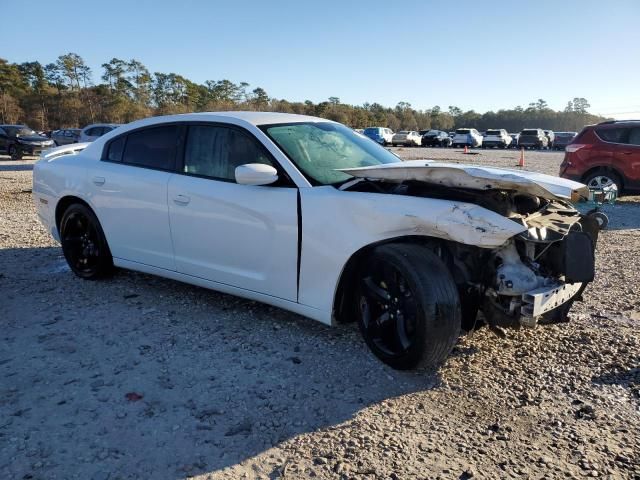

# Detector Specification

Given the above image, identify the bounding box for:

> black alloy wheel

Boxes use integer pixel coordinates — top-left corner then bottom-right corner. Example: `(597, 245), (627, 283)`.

(60, 204), (113, 279)
(357, 244), (461, 369)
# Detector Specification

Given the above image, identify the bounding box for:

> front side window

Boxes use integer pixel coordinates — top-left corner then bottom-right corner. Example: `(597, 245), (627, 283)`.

(4, 126), (35, 137)
(262, 122), (401, 185)
(122, 125), (178, 170)
(183, 125), (272, 181)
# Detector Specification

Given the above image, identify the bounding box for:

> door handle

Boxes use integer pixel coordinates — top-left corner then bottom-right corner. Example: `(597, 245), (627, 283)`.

(92, 176), (105, 186)
(173, 194), (190, 206)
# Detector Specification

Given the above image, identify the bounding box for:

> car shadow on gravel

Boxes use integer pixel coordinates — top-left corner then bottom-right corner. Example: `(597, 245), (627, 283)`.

(0, 161), (35, 171)
(0, 246), (441, 479)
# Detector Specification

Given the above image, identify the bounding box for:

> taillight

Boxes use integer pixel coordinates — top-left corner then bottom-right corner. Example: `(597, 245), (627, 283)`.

(565, 144), (587, 153)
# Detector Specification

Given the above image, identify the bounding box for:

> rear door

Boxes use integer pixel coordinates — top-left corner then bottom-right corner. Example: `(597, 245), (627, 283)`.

(89, 125), (179, 270)
(167, 124), (298, 300)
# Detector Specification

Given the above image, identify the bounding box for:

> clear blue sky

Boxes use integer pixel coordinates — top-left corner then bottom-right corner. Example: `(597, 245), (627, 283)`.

(2, 0), (639, 118)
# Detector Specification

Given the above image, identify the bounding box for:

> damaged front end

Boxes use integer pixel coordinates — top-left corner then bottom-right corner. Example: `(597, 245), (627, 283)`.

(481, 197), (598, 328)
(339, 161), (598, 328)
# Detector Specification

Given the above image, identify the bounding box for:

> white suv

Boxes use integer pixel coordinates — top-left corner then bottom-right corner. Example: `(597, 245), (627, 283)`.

(482, 129), (512, 149)
(452, 128), (483, 148)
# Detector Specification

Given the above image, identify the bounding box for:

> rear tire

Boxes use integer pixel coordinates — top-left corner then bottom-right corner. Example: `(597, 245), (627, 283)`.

(60, 203), (113, 279)
(583, 169), (622, 193)
(357, 243), (461, 370)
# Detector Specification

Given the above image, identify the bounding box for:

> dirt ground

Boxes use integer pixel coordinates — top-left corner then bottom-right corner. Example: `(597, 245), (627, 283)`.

(0, 148), (639, 480)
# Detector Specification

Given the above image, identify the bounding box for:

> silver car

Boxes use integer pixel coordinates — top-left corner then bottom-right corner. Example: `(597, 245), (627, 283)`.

(52, 129), (82, 146)
(79, 123), (121, 143)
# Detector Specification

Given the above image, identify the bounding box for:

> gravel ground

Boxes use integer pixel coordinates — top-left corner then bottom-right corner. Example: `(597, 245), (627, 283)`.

(0, 149), (639, 480)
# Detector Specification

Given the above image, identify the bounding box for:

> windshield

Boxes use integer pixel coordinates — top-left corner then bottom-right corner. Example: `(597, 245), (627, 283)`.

(486, 130), (501, 135)
(455, 129), (470, 134)
(4, 126), (36, 137)
(262, 122), (401, 185)
(521, 129), (539, 135)
(363, 127), (380, 135)
(425, 130), (439, 136)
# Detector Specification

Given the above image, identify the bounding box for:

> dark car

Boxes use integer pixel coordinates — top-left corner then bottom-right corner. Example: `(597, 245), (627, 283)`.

(560, 120), (640, 193)
(552, 131), (577, 150)
(0, 124), (56, 159)
(518, 128), (548, 149)
(421, 130), (452, 147)
(51, 128), (82, 146)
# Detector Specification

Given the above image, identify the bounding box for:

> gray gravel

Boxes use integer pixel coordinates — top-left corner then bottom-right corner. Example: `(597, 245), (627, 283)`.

(0, 150), (639, 479)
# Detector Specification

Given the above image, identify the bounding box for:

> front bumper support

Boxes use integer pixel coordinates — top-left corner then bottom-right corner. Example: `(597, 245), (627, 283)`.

(520, 282), (583, 321)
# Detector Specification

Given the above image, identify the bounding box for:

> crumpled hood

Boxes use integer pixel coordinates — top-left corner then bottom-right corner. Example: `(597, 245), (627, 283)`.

(339, 160), (589, 200)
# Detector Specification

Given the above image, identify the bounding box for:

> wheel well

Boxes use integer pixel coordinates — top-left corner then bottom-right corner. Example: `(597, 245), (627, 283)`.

(55, 196), (92, 232)
(581, 165), (625, 189)
(332, 236), (450, 324)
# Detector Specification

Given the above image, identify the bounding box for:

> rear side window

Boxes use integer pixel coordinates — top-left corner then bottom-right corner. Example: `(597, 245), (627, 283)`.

(628, 128), (640, 146)
(595, 127), (629, 144)
(122, 126), (178, 170)
(106, 136), (126, 162)
(183, 125), (272, 181)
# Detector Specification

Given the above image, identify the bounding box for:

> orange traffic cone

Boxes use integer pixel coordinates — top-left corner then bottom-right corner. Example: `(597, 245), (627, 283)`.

(518, 148), (525, 167)
(463, 145), (469, 154)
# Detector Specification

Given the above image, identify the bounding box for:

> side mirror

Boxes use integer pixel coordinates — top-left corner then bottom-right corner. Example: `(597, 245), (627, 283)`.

(235, 163), (279, 186)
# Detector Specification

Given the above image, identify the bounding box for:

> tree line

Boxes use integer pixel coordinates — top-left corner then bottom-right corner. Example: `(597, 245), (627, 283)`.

(0, 53), (607, 133)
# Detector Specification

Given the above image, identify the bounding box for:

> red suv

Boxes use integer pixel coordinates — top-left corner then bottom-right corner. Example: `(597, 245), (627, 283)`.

(559, 120), (640, 193)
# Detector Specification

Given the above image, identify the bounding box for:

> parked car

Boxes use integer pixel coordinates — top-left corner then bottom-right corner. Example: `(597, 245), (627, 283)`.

(544, 130), (555, 149)
(560, 120), (640, 193)
(509, 133), (520, 148)
(421, 130), (452, 147)
(482, 129), (512, 149)
(363, 127), (394, 145)
(79, 123), (121, 143)
(452, 128), (483, 148)
(0, 124), (55, 159)
(392, 130), (421, 146)
(553, 132), (577, 150)
(33, 112), (599, 370)
(518, 128), (548, 149)
(52, 128), (82, 146)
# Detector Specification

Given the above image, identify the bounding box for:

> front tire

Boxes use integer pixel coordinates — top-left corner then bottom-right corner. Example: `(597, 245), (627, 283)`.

(357, 243), (461, 370)
(60, 204), (113, 279)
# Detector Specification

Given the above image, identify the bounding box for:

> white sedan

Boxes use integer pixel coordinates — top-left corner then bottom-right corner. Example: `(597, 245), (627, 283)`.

(34, 112), (598, 369)
(391, 130), (422, 147)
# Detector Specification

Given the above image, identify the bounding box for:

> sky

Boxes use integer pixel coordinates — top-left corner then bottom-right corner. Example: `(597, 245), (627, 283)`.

(2, 0), (639, 118)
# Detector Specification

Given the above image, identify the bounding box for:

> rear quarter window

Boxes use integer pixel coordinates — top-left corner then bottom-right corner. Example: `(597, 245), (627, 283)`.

(595, 127), (629, 144)
(106, 136), (126, 162)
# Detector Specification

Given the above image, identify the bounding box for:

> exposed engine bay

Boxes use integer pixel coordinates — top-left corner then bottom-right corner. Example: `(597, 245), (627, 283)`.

(342, 176), (598, 329)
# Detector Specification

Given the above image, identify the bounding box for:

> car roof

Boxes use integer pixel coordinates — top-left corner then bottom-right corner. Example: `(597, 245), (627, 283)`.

(180, 111), (328, 126)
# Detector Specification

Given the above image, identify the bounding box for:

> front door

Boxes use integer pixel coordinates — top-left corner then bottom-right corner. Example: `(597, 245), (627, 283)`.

(167, 124), (298, 301)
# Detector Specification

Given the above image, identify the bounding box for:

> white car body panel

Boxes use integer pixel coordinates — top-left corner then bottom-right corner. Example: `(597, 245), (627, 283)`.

(167, 174), (298, 300)
(298, 186), (526, 315)
(339, 160), (589, 200)
(32, 112), (585, 328)
(88, 161), (176, 270)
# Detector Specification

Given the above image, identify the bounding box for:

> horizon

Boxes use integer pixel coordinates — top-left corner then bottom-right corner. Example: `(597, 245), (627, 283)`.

(2, 0), (639, 119)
